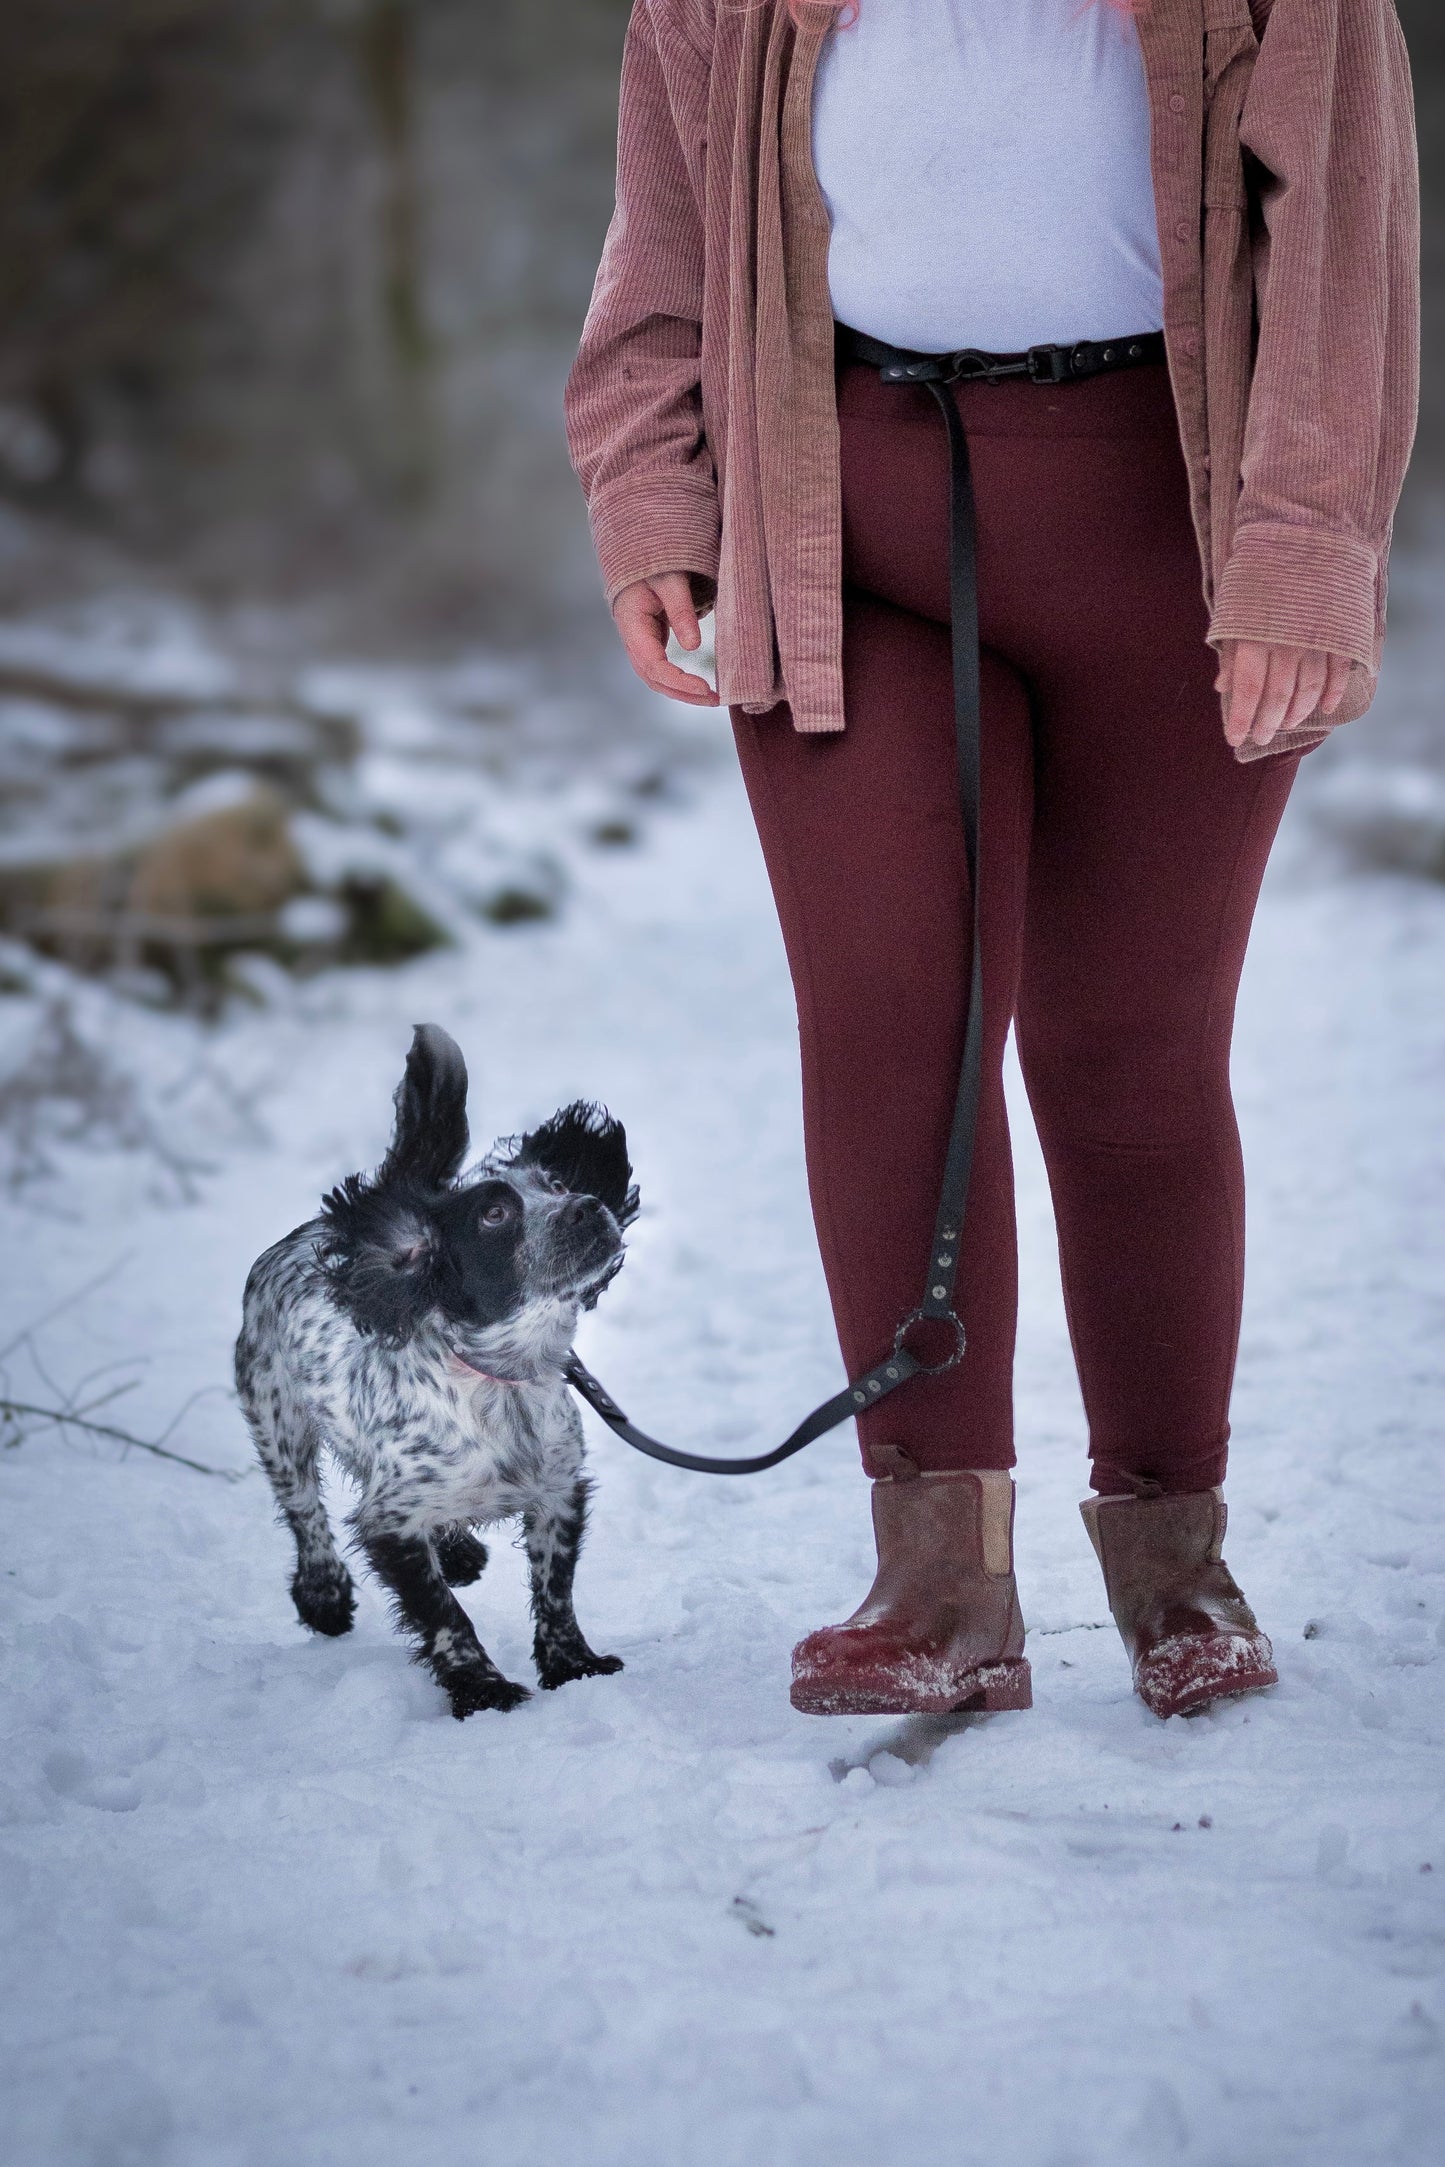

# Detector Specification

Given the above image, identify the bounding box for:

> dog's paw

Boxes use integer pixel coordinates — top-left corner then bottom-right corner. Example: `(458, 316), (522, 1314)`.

(435, 1529), (489, 1587)
(536, 1648), (625, 1691)
(291, 1565), (356, 1637)
(444, 1668), (532, 1720)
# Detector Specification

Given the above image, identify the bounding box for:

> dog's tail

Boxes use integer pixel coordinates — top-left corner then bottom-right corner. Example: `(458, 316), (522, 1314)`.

(380, 1024), (470, 1190)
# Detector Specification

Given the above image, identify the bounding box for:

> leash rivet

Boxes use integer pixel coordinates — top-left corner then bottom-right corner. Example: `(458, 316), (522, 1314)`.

(866, 1379), (881, 1394)
(931, 1283), (947, 1299)
(852, 1389), (866, 1405)
(885, 1364), (898, 1379)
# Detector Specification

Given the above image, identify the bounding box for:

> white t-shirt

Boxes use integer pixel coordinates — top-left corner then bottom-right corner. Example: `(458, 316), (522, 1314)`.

(811, 0), (1166, 353)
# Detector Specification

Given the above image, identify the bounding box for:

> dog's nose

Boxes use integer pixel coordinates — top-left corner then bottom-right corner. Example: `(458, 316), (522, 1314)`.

(560, 1196), (591, 1227)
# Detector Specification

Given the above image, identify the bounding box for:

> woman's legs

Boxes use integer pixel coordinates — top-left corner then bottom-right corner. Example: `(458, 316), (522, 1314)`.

(734, 358), (1300, 1493)
(731, 596), (1035, 1479)
(1015, 640), (1299, 1499)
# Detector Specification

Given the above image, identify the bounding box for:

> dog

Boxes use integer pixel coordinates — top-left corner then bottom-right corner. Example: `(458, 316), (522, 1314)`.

(235, 1023), (635, 1718)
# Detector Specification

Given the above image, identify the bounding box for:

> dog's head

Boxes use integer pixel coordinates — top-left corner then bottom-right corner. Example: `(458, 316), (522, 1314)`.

(317, 1024), (638, 1349)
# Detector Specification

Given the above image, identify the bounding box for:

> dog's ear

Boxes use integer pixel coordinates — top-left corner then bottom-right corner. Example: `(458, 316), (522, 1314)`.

(317, 1176), (441, 1344)
(513, 1101), (639, 1228)
(380, 1024), (469, 1190)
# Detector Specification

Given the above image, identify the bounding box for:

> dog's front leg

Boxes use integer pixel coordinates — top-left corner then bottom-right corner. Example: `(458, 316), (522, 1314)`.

(524, 1479), (623, 1690)
(360, 1527), (530, 1718)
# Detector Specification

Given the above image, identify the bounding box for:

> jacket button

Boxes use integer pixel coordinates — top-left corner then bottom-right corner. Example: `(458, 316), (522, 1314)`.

(1169, 92), (1187, 114)
(1175, 219), (1192, 242)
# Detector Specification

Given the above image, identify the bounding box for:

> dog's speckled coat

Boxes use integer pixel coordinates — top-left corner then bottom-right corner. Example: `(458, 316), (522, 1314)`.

(235, 1024), (636, 1717)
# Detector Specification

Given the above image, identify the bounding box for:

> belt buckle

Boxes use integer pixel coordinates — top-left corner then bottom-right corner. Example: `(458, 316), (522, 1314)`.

(1026, 344), (1071, 385)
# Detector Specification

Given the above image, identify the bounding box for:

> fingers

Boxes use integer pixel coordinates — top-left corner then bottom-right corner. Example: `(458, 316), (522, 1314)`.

(612, 576), (719, 708)
(653, 570), (703, 654)
(1320, 653), (1353, 716)
(1251, 646), (1303, 748)
(1219, 641), (1348, 751)
(1214, 646), (1234, 714)
(1221, 640), (1271, 749)
(1279, 649), (1327, 735)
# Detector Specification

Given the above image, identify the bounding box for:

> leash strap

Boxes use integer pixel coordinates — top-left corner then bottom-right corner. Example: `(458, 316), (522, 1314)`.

(568, 324), (1165, 1475)
(565, 1343), (927, 1477)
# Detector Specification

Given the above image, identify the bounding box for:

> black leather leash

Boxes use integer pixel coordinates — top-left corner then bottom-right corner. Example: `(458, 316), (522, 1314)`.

(566, 323), (1168, 1475)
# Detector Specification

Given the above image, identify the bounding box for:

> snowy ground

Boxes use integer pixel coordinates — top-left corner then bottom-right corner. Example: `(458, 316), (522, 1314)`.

(2, 698), (1444, 2167)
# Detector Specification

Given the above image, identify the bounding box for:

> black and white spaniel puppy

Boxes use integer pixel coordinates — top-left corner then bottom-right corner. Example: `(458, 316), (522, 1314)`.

(235, 1024), (635, 1718)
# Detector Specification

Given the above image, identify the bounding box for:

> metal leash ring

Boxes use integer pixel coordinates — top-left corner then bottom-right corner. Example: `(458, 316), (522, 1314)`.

(892, 1306), (968, 1375)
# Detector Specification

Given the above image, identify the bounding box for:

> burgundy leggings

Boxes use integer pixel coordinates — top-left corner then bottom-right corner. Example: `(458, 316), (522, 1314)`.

(731, 359), (1301, 1496)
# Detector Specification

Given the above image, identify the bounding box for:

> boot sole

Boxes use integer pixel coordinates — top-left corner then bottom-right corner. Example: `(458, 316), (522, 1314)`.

(790, 1655), (1033, 1718)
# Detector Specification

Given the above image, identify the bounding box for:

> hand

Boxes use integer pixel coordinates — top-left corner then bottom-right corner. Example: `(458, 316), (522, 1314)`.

(611, 573), (719, 707)
(1216, 640), (1352, 752)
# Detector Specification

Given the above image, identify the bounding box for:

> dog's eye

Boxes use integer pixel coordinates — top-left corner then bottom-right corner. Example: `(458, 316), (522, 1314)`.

(481, 1198), (513, 1227)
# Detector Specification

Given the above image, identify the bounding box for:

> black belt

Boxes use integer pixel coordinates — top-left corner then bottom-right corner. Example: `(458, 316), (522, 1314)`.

(837, 325), (1166, 388)
(566, 324), (1167, 1475)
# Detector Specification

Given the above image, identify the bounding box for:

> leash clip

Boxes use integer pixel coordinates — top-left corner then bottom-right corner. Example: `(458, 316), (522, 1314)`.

(946, 349), (1032, 387)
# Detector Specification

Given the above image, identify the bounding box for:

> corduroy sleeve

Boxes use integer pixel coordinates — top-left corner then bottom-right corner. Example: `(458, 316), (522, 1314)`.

(564, 1), (719, 614)
(1208, 0), (1419, 669)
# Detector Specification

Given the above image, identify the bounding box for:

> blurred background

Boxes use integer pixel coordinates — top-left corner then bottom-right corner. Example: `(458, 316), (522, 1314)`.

(0, 0), (1438, 1059)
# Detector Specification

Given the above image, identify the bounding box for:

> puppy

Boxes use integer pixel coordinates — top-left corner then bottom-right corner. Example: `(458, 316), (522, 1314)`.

(235, 1023), (634, 1718)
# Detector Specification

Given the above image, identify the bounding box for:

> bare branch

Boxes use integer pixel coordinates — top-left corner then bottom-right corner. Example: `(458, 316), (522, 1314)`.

(0, 1395), (246, 1482)
(0, 1254), (134, 1363)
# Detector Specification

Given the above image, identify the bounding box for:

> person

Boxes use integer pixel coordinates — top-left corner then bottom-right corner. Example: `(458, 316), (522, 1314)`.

(565, 0), (1419, 1721)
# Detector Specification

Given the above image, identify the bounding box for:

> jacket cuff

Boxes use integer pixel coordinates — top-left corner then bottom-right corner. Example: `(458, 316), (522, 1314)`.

(588, 471), (721, 612)
(1208, 521), (1381, 670)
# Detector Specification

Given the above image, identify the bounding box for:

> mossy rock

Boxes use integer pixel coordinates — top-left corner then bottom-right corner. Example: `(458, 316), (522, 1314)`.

(334, 874), (449, 963)
(479, 884), (556, 926)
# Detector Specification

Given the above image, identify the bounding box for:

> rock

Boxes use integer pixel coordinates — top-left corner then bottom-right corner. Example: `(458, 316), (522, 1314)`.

(333, 873), (447, 963)
(125, 783), (303, 920)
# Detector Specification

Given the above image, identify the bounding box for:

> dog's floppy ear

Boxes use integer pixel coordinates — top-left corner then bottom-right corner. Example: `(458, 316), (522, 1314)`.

(380, 1024), (470, 1191)
(514, 1101), (640, 1228)
(316, 1176), (440, 1344)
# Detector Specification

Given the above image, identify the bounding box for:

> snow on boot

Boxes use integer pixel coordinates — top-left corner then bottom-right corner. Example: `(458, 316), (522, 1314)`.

(790, 1468), (1031, 1717)
(1080, 1488), (1278, 1720)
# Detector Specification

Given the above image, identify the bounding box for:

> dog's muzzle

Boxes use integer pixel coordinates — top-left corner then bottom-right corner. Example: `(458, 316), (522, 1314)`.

(553, 1197), (624, 1299)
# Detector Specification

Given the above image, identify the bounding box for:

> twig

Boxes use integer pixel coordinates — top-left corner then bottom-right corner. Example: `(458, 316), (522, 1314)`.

(0, 1254), (134, 1364)
(0, 1396), (246, 1481)
(8, 1378), (139, 1447)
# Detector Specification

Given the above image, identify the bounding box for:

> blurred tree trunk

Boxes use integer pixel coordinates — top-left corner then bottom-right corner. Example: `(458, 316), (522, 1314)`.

(1398, 0), (1443, 496)
(353, 0), (436, 504)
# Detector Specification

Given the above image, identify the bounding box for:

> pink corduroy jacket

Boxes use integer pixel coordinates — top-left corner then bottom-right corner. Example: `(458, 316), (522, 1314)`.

(565, 0), (1419, 761)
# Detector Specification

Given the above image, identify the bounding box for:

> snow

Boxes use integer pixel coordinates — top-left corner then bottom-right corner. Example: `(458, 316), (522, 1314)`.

(3, 706), (1444, 2167)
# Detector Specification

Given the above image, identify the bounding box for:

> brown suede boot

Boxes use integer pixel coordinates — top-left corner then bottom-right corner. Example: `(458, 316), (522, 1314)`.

(1080, 1489), (1278, 1720)
(790, 1469), (1032, 1717)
